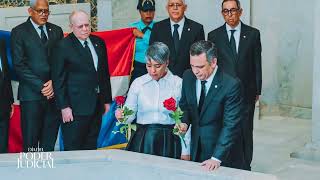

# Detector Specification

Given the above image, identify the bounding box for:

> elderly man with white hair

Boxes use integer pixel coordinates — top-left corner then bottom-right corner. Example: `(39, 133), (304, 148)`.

(51, 10), (112, 151)
(150, 0), (205, 78)
(11, 0), (63, 152)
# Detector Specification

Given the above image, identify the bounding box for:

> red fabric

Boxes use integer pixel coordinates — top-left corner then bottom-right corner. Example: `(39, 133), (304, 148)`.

(93, 28), (135, 76)
(7, 28), (135, 153)
(8, 105), (23, 153)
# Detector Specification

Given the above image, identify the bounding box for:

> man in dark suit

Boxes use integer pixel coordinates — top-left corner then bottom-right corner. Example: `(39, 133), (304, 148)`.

(207, 0), (262, 170)
(11, 0), (63, 152)
(179, 40), (244, 170)
(51, 10), (112, 150)
(0, 39), (14, 153)
(149, 0), (205, 77)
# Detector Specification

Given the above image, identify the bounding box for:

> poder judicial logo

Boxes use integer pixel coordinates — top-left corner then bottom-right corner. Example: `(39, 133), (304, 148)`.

(17, 146), (55, 168)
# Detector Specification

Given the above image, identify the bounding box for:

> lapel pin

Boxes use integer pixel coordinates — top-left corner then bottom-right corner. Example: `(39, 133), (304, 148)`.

(243, 35), (246, 38)
(215, 85), (218, 88)
(188, 28), (190, 31)
(95, 44), (98, 47)
(49, 28), (51, 31)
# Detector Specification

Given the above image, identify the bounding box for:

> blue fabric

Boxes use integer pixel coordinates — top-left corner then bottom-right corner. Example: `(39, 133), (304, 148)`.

(97, 101), (128, 148)
(129, 20), (154, 63)
(59, 101), (127, 150)
(0, 30), (18, 81)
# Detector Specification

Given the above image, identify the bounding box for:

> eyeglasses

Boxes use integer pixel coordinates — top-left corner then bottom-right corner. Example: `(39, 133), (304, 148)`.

(168, 3), (184, 9)
(73, 24), (90, 29)
(32, 8), (50, 15)
(222, 8), (240, 16)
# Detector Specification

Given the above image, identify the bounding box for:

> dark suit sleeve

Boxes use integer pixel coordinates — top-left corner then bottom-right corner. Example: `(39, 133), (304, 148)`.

(179, 72), (191, 126)
(212, 80), (243, 162)
(0, 39), (14, 104)
(51, 42), (69, 110)
(254, 30), (262, 95)
(10, 28), (44, 92)
(149, 23), (158, 45)
(99, 40), (112, 104)
(196, 25), (205, 42)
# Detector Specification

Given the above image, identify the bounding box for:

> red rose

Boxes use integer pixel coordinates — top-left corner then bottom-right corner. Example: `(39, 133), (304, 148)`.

(115, 96), (126, 106)
(163, 97), (177, 111)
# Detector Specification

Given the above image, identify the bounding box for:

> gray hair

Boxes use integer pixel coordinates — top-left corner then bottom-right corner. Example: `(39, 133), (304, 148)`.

(190, 40), (217, 63)
(69, 10), (89, 25)
(146, 42), (170, 64)
(30, 0), (48, 8)
(167, 0), (186, 5)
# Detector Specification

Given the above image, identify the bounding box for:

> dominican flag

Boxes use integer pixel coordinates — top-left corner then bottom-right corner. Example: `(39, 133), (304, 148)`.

(0, 28), (136, 153)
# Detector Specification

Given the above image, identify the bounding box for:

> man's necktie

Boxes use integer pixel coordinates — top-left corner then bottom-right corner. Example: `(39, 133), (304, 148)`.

(173, 24), (180, 53)
(198, 80), (207, 113)
(84, 41), (97, 70)
(230, 29), (237, 58)
(141, 26), (152, 33)
(39, 26), (47, 44)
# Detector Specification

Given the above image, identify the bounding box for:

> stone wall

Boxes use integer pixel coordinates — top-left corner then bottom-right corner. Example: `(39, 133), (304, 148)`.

(252, 0), (314, 119)
(0, 0), (98, 31)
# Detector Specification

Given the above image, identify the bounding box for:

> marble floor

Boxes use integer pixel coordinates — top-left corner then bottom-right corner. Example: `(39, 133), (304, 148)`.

(251, 116), (320, 180)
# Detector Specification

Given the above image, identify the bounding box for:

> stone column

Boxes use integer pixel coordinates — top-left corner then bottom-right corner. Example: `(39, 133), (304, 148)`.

(311, 0), (320, 148)
(291, 0), (320, 160)
(97, 0), (112, 31)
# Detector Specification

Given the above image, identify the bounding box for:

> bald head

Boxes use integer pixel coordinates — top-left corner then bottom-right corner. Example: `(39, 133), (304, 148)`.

(69, 10), (91, 40)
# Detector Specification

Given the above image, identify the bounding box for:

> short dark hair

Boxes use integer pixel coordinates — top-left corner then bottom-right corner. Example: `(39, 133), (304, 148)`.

(221, 0), (241, 9)
(190, 40), (217, 63)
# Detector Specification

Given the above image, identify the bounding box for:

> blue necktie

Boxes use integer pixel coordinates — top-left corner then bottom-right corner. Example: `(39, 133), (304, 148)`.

(230, 29), (237, 58)
(173, 24), (180, 52)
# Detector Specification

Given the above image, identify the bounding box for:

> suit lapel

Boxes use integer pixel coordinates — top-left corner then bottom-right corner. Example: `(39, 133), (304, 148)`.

(200, 68), (222, 119)
(26, 18), (43, 46)
(90, 36), (103, 71)
(178, 18), (191, 56)
(220, 24), (238, 61)
(70, 33), (96, 71)
(238, 23), (249, 62)
(190, 73), (198, 107)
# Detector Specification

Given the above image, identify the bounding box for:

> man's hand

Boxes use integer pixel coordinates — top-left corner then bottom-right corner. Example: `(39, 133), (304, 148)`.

(177, 123), (188, 133)
(201, 159), (221, 171)
(104, 103), (111, 114)
(41, 80), (54, 99)
(181, 155), (191, 161)
(133, 29), (144, 38)
(61, 107), (73, 123)
(10, 104), (14, 118)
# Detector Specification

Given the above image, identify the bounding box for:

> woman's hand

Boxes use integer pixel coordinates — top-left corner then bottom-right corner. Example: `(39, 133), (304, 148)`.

(115, 108), (124, 121)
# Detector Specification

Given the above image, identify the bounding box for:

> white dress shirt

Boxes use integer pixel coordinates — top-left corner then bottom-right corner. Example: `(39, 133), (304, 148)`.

(78, 38), (99, 71)
(226, 22), (241, 53)
(125, 70), (190, 153)
(170, 17), (185, 39)
(30, 18), (48, 39)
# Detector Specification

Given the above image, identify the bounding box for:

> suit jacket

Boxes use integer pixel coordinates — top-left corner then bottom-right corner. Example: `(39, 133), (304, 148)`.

(208, 22), (262, 101)
(150, 17), (205, 77)
(51, 33), (112, 116)
(179, 68), (244, 168)
(11, 17), (63, 101)
(0, 39), (13, 113)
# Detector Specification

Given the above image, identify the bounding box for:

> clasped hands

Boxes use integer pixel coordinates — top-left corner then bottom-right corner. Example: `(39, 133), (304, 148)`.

(41, 80), (54, 99)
